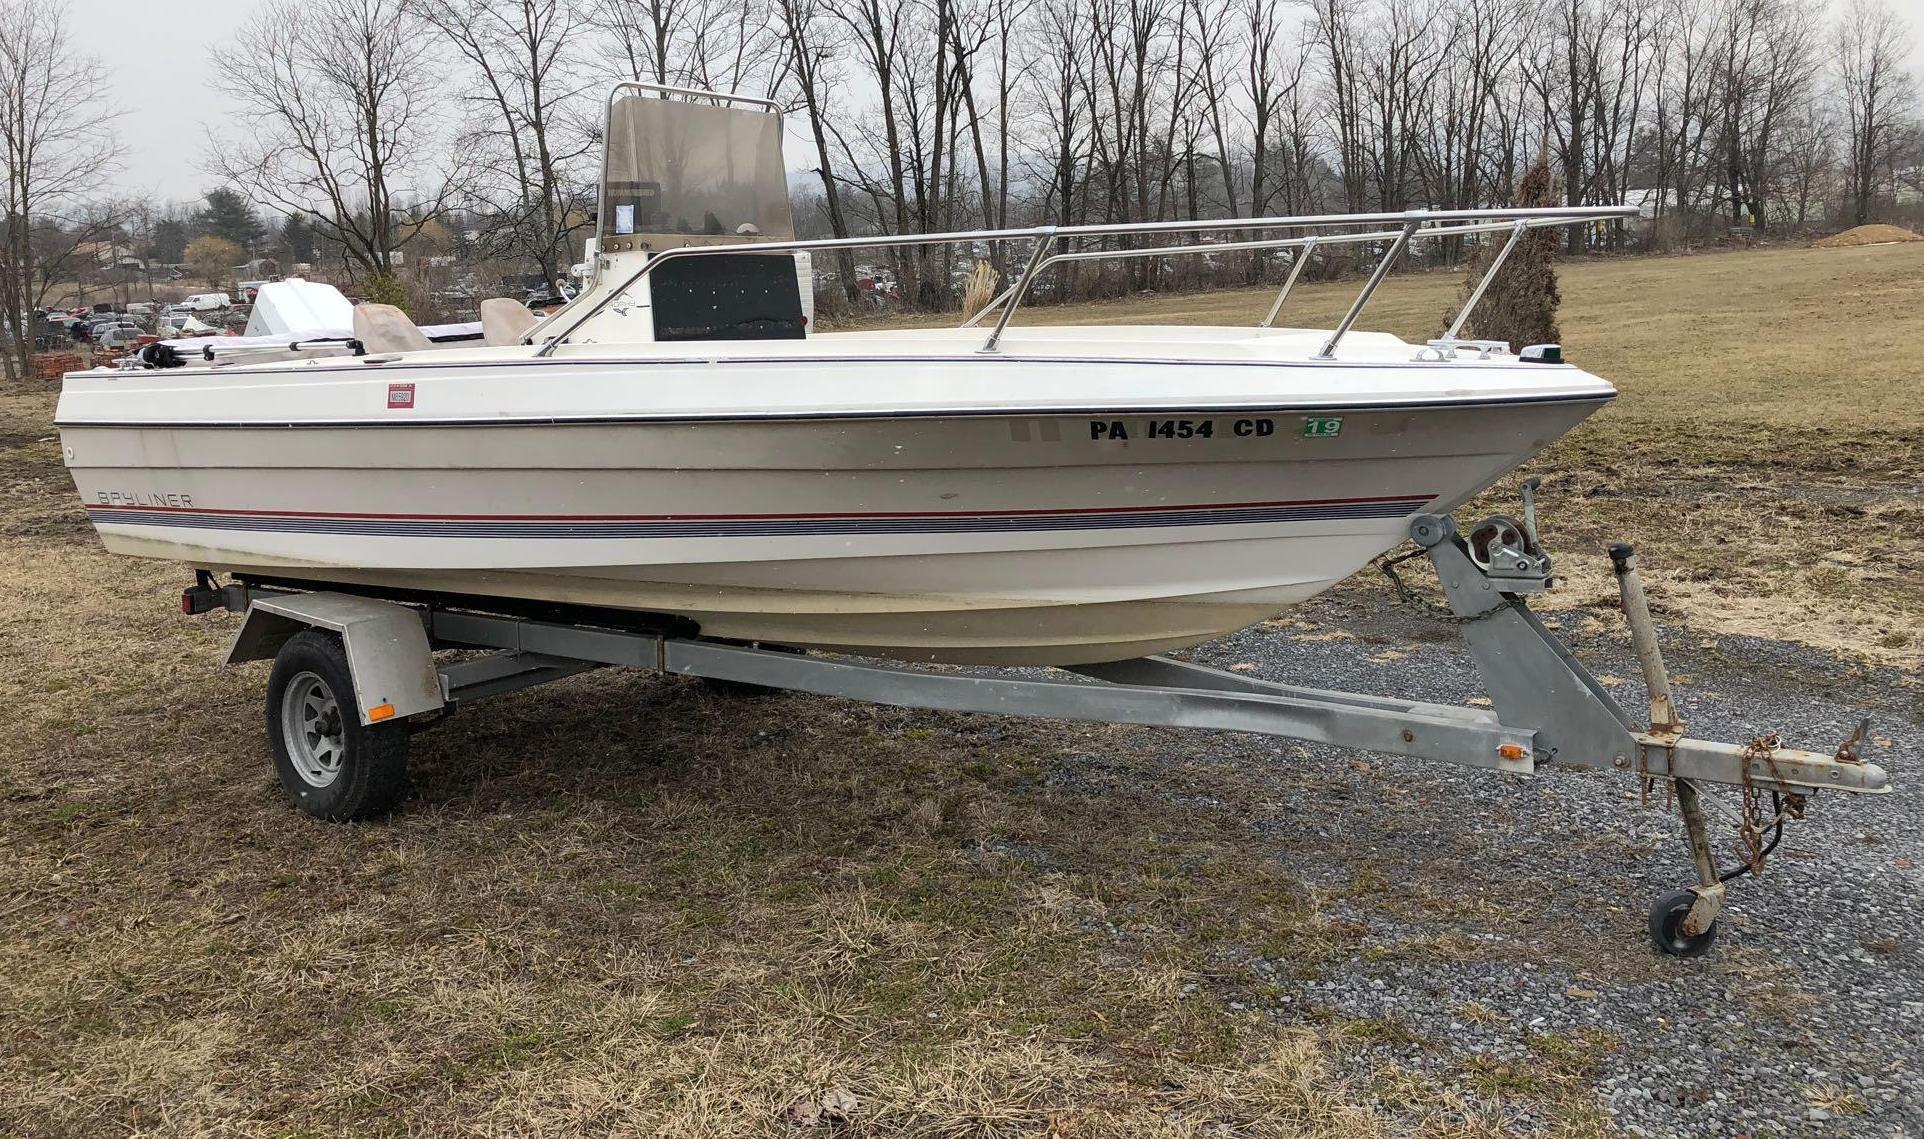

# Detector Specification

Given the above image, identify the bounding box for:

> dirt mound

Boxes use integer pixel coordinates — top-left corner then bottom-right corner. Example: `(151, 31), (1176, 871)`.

(1814, 223), (1924, 248)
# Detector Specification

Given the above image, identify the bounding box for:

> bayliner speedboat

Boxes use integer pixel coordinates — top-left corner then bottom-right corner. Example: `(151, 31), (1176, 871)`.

(58, 83), (1629, 665)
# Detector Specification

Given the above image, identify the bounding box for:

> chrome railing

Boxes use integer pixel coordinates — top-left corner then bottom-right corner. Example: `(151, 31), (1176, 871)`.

(533, 205), (1636, 359)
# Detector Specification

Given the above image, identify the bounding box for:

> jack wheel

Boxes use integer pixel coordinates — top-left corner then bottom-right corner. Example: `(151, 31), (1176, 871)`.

(1648, 888), (1719, 957)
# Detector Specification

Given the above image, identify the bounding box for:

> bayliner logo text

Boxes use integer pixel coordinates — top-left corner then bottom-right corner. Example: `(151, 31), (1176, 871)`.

(96, 490), (193, 507)
(387, 383), (416, 409)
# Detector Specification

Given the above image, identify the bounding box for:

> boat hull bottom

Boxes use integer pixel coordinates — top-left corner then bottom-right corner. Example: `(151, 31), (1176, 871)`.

(200, 561), (1321, 666)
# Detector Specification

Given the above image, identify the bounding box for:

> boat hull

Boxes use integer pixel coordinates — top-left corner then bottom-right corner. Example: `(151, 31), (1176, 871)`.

(60, 399), (1604, 664)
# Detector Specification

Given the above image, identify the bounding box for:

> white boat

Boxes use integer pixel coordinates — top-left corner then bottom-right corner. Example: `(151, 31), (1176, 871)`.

(58, 83), (1630, 665)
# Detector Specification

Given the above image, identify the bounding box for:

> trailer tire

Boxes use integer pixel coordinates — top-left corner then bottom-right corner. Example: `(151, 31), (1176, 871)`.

(266, 630), (410, 821)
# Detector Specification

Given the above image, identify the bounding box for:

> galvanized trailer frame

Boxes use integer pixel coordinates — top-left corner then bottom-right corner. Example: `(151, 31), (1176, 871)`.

(195, 509), (1890, 957)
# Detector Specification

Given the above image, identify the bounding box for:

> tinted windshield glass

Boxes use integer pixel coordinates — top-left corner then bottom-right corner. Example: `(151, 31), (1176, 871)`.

(602, 96), (794, 249)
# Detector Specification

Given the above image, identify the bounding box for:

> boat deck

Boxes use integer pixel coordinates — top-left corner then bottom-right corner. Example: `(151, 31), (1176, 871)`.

(59, 324), (1613, 426)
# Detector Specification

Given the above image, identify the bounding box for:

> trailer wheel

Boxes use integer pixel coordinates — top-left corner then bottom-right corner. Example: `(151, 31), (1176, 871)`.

(266, 630), (409, 821)
(1648, 888), (1719, 957)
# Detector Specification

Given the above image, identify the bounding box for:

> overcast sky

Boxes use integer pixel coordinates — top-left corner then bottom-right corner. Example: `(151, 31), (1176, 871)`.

(91, 0), (1924, 205)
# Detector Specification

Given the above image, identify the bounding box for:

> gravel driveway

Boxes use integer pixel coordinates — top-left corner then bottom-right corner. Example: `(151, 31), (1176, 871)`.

(1151, 589), (1921, 1138)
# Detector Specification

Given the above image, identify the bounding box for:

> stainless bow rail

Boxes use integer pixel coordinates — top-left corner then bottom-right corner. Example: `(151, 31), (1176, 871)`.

(532, 204), (1636, 358)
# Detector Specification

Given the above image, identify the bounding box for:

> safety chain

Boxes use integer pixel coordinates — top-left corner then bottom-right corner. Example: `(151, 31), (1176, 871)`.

(1737, 733), (1808, 875)
(1377, 548), (1498, 625)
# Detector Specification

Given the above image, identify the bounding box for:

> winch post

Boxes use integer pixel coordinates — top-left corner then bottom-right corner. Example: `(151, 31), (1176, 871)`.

(1609, 542), (1681, 733)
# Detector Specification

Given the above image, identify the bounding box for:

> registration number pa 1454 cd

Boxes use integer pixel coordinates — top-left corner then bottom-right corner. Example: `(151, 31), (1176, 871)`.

(1087, 416), (1343, 441)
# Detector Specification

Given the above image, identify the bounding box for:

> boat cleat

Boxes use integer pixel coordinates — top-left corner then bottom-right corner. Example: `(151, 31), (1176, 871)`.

(1414, 337), (1511, 361)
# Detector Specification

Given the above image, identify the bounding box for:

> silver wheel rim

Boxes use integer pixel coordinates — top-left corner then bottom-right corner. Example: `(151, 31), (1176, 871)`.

(282, 672), (346, 788)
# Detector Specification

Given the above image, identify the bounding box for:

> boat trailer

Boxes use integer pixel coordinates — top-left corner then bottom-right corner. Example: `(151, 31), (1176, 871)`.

(189, 506), (1891, 957)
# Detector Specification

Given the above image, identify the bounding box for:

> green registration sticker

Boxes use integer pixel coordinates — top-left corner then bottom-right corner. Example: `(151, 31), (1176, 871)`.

(1302, 416), (1344, 438)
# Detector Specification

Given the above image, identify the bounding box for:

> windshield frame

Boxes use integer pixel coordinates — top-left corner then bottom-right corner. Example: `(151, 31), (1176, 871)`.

(596, 83), (793, 255)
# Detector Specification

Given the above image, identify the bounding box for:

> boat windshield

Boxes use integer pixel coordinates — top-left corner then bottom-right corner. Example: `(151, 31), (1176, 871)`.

(601, 96), (795, 252)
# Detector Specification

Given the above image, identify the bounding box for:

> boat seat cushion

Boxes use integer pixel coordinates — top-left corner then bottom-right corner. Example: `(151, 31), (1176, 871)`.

(481, 298), (540, 346)
(353, 304), (433, 354)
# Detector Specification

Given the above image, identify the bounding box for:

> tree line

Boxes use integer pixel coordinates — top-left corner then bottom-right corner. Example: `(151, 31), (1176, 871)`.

(5, 0), (1921, 377)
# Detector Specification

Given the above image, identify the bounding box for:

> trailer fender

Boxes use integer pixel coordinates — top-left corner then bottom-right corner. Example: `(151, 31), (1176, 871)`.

(226, 592), (443, 725)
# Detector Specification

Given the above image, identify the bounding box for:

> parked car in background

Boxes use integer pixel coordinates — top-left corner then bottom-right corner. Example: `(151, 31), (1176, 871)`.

(96, 326), (145, 351)
(178, 293), (232, 312)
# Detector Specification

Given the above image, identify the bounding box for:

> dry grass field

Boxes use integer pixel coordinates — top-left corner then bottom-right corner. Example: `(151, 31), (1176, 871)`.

(1, 241), (1919, 1137)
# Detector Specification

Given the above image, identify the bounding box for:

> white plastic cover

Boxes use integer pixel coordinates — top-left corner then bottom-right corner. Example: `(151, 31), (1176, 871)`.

(244, 279), (355, 337)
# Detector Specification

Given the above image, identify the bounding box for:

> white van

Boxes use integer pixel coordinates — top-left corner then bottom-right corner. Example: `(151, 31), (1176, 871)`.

(178, 292), (232, 312)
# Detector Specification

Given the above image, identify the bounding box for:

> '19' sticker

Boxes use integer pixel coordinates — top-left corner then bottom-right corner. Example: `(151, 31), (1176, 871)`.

(387, 383), (416, 409)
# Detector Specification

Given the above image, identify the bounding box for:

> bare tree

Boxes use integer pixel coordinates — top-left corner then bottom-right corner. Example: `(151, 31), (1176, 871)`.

(233, 0), (1913, 312)
(1416, 0), (1520, 261)
(0, 0), (116, 381)
(601, 0), (788, 97)
(1644, 0), (1720, 244)
(1026, 0), (1091, 226)
(827, 0), (915, 267)
(1527, 0), (1630, 249)
(1775, 101), (1836, 228)
(1834, 0), (1916, 225)
(412, 0), (596, 290)
(985, 0), (1033, 231)
(1307, 0), (1369, 212)
(1706, 0), (1816, 229)
(1354, 0), (1441, 212)
(947, 0), (1009, 244)
(209, 0), (460, 295)
(1242, 0), (1306, 219)
(11, 199), (131, 317)
(775, 0), (860, 297)
(1188, 0), (1243, 216)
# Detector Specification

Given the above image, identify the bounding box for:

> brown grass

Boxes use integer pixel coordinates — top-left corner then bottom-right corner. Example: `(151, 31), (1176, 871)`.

(3, 241), (1918, 1135)
(960, 260), (1001, 316)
